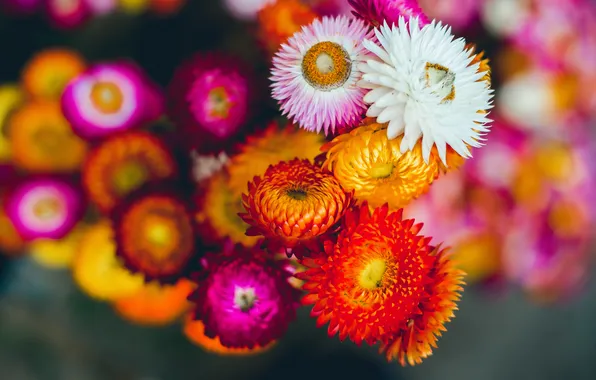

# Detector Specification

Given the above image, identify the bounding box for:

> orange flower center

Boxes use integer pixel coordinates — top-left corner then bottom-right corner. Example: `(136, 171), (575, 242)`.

(141, 214), (179, 259)
(90, 81), (124, 114)
(32, 198), (61, 220)
(548, 200), (585, 238)
(32, 127), (65, 153)
(534, 143), (573, 183)
(208, 86), (232, 118)
(302, 42), (351, 91)
(424, 62), (455, 102)
(121, 197), (194, 276)
(111, 161), (149, 195)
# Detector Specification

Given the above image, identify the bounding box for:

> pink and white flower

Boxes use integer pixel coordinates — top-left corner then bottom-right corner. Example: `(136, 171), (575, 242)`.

(4, 177), (84, 241)
(271, 16), (373, 135)
(62, 61), (163, 140)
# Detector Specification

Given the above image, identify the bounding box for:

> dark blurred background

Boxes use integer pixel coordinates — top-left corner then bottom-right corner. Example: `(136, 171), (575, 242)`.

(1, 1), (595, 379)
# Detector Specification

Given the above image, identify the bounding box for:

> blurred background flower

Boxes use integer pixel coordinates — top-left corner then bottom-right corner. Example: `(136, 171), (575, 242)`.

(0, 0), (595, 379)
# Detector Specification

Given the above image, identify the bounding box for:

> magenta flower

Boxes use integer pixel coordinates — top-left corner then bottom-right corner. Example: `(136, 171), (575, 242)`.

(167, 53), (252, 153)
(418, 0), (480, 30)
(502, 205), (591, 303)
(4, 177), (84, 241)
(46, 0), (90, 29)
(348, 0), (430, 27)
(189, 246), (300, 349)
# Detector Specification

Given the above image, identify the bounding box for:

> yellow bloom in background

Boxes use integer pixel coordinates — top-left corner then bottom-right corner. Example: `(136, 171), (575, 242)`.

(8, 101), (88, 173)
(323, 120), (464, 210)
(196, 171), (259, 247)
(227, 121), (324, 196)
(21, 48), (86, 100)
(450, 232), (501, 284)
(256, 0), (317, 55)
(533, 141), (578, 186)
(73, 221), (144, 301)
(30, 224), (88, 269)
(547, 197), (589, 239)
(119, 0), (149, 14)
(0, 85), (25, 162)
(113, 279), (194, 326)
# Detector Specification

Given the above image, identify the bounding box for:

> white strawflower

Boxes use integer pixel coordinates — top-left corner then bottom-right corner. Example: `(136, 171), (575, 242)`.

(358, 16), (493, 164)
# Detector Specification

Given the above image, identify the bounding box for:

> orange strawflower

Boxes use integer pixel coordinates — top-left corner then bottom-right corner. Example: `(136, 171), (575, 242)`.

(82, 132), (177, 213)
(113, 279), (195, 326)
(240, 159), (352, 257)
(257, 0), (317, 55)
(195, 171), (259, 247)
(322, 120), (464, 210)
(113, 188), (197, 283)
(184, 316), (276, 356)
(8, 101), (88, 173)
(298, 203), (464, 366)
(227, 121), (324, 196)
(21, 48), (86, 99)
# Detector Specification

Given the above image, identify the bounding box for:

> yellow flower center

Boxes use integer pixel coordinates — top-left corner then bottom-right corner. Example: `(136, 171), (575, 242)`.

(425, 62), (456, 102)
(302, 41), (351, 91)
(32, 198), (61, 220)
(286, 188), (308, 201)
(358, 258), (387, 290)
(369, 162), (394, 179)
(208, 87), (231, 118)
(32, 127), (64, 153)
(548, 201), (584, 237)
(141, 214), (179, 260)
(111, 161), (149, 195)
(146, 222), (172, 247)
(535, 143), (573, 183)
(234, 287), (257, 312)
(90, 81), (124, 114)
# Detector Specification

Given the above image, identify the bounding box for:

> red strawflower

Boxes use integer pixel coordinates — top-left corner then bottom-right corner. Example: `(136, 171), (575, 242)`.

(298, 203), (464, 365)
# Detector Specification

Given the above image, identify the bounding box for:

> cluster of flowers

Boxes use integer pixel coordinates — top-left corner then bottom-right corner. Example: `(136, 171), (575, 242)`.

(0, 0), (594, 368)
(0, 0), (186, 29)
